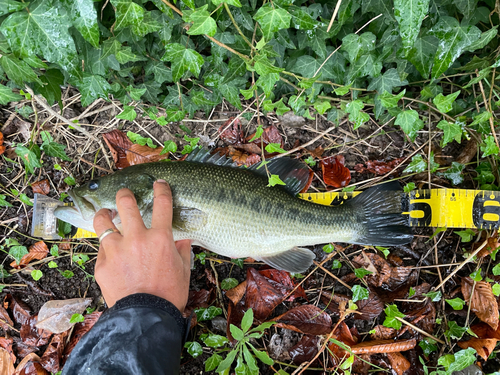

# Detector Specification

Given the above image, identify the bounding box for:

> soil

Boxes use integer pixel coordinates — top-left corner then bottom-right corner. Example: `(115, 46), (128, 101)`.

(0, 94), (498, 374)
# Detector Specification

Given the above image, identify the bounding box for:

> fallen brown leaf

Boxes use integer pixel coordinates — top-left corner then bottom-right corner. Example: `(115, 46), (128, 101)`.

(273, 305), (332, 335)
(258, 269), (307, 302)
(0, 337), (16, 365)
(354, 158), (404, 176)
(20, 316), (52, 347)
(288, 335), (319, 365)
(39, 332), (68, 373)
(386, 352), (410, 375)
(0, 132), (5, 157)
(11, 241), (49, 269)
(457, 338), (497, 361)
(0, 347), (14, 375)
(249, 125), (283, 148)
(351, 339), (416, 355)
(462, 277), (499, 330)
(31, 180), (50, 195)
(125, 144), (169, 166)
(321, 155), (351, 188)
(227, 146), (261, 167)
(36, 298), (92, 334)
(14, 353), (48, 375)
(328, 322), (357, 366)
(0, 305), (14, 332)
(471, 322), (500, 340)
(225, 281), (247, 306)
(218, 117), (243, 144)
(370, 325), (397, 340)
(477, 233), (499, 258)
(245, 268), (284, 321)
(103, 129), (133, 168)
(9, 295), (31, 326)
(63, 311), (102, 360)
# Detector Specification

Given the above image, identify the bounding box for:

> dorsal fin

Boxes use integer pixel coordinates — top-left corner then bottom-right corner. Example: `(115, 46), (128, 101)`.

(185, 147), (311, 196)
(249, 156), (311, 196)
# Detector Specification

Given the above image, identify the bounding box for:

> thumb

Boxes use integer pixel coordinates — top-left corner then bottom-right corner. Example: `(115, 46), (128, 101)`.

(175, 239), (192, 267)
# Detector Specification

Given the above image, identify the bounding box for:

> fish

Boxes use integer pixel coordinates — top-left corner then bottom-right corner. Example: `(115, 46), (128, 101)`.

(54, 148), (413, 273)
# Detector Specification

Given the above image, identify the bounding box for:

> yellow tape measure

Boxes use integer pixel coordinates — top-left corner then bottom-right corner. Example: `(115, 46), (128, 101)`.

(300, 189), (500, 230)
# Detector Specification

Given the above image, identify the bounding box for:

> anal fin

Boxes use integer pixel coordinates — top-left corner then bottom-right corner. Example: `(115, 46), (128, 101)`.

(260, 247), (315, 273)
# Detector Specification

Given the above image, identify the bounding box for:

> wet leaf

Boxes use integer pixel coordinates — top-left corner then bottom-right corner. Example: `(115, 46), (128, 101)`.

(258, 269), (307, 301)
(351, 339), (416, 355)
(354, 158), (404, 175)
(11, 241), (49, 269)
(370, 325), (396, 340)
(36, 298), (92, 334)
(219, 117), (243, 145)
(288, 335), (319, 365)
(461, 277), (499, 330)
(470, 322), (500, 340)
(39, 332), (67, 373)
(245, 268), (284, 321)
(226, 281), (247, 306)
(457, 338), (497, 361)
(274, 305), (332, 335)
(15, 352), (49, 375)
(20, 316), (52, 347)
(386, 352), (411, 375)
(31, 180), (50, 195)
(321, 155), (351, 188)
(63, 311), (102, 359)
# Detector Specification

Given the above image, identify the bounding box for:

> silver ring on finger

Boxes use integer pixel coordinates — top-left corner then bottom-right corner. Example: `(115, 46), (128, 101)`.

(99, 228), (120, 243)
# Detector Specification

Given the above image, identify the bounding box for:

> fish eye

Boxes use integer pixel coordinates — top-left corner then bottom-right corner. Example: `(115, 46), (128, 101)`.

(88, 180), (99, 190)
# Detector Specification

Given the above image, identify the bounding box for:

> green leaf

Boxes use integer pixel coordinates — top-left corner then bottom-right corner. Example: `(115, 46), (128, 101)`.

(65, 0), (100, 48)
(379, 89), (406, 109)
(127, 131), (156, 148)
(288, 6), (318, 30)
(116, 106), (137, 121)
(466, 26), (498, 53)
(428, 17), (481, 80)
(162, 43), (204, 81)
(230, 325), (245, 341)
(241, 308), (253, 333)
(331, 259), (342, 269)
(37, 69), (64, 108)
(64, 175), (76, 186)
(242, 345), (259, 373)
(48, 261), (58, 268)
(184, 5), (217, 37)
(184, 341), (203, 358)
(445, 321), (467, 340)
(0, 0), (24, 16)
(212, 0), (241, 6)
(69, 313), (85, 324)
(419, 338), (437, 356)
(160, 140), (177, 155)
(0, 195), (13, 207)
(395, 110), (424, 142)
(15, 145), (42, 174)
(77, 74), (111, 107)
(447, 348), (477, 373)
(235, 355), (247, 375)
(0, 84), (22, 105)
(454, 229), (475, 242)
(342, 32), (376, 63)
(195, 305), (222, 322)
(446, 297), (465, 310)
(437, 120), (462, 146)
(205, 353), (223, 372)
(0, 1), (79, 74)
(383, 304), (405, 330)
(61, 270), (74, 278)
(111, 0), (144, 31)
(216, 349), (237, 373)
(249, 344), (274, 365)
(345, 100), (369, 130)
(423, 290), (442, 302)
(480, 136), (500, 158)
(407, 35), (439, 79)
(438, 162), (464, 185)
(354, 268), (373, 279)
(403, 182), (416, 193)
(492, 283), (500, 297)
(203, 334), (229, 349)
(313, 100), (331, 115)
(221, 277), (239, 290)
(265, 143), (286, 154)
(253, 5), (291, 40)
(253, 55), (284, 76)
(334, 85), (351, 96)
(275, 99), (290, 116)
(493, 263), (500, 276)
(394, 0), (430, 53)
(469, 269), (482, 282)
(41, 141), (72, 161)
(470, 111), (492, 127)
(323, 244), (334, 253)
(352, 285), (369, 303)
(9, 245), (28, 264)
(434, 91), (461, 113)
(267, 174), (286, 187)
(0, 55), (43, 86)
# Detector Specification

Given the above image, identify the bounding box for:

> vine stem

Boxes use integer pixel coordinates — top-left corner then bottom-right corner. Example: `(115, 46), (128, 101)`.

(401, 96), (456, 122)
(224, 3), (255, 52)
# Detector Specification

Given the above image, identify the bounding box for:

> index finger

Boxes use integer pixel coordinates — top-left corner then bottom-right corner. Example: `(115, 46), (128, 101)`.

(116, 188), (146, 235)
(151, 179), (173, 231)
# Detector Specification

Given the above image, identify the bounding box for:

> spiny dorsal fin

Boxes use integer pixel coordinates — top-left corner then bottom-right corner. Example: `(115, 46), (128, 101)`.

(185, 147), (311, 196)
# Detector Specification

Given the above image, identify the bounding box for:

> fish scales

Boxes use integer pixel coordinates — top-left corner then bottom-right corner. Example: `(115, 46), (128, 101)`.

(54, 156), (412, 273)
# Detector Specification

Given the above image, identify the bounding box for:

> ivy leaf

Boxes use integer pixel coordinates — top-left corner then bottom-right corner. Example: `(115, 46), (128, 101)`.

(9, 245), (28, 264)
(383, 304), (405, 330)
(345, 100), (369, 130)
(0, 55), (43, 86)
(466, 26), (498, 53)
(0, 1), (79, 74)
(65, 0), (100, 48)
(313, 100), (331, 115)
(116, 105), (137, 121)
(0, 83), (22, 104)
(438, 162), (465, 185)
(253, 55), (284, 76)
(454, 228), (475, 242)
(367, 68), (408, 95)
(0, 195), (12, 207)
(437, 120), (462, 146)
(145, 61), (172, 84)
(41, 142), (72, 161)
(288, 6), (318, 30)
(184, 341), (203, 358)
(268, 174), (286, 187)
(253, 4), (291, 40)
(265, 143), (286, 153)
(433, 91), (460, 113)
(77, 74), (111, 107)
(185, 5), (217, 37)
(394, 110), (424, 142)
(446, 297), (465, 310)
(127, 131), (156, 148)
(37, 69), (64, 108)
(404, 153), (438, 174)
(428, 17), (481, 80)
(15, 145), (42, 174)
(379, 89), (405, 109)
(407, 35), (439, 79)
(0, 0), (24, 16)
(480, 135), (499, 158)
(110, 0), (144, 31)
(205, 353), (223, 372)
(212, 0), (242, 7)
(221, 277), (239, 290)
(342, 32), (376, 63)
(445, 321), (467, 340)
(352, 285), (369, 303)
(162, 43), (204, 82)
(394, 0), (430, 53)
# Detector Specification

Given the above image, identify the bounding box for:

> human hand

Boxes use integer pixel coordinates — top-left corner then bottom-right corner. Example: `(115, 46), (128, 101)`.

(93, 180), (192, 312)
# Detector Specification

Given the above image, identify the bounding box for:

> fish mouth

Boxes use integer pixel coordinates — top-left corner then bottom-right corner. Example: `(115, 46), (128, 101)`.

(67, 190), (98, 221)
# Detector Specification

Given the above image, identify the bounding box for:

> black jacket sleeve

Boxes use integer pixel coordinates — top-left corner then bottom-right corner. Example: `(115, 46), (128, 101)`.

(62, 293), (189, 375)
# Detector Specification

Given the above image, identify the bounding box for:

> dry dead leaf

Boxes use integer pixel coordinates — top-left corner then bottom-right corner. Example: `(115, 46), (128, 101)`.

(321, 155), (351, 188)
(0, 338), (16, 365)
(0, 132), (5, 156)
(102, 129), (133, 167)
(386, 352), (410, 375)
(258, 269), (307, 302)
(351, 339), (416, 355)
(31, 180), (50, 195)
(273, 305), (332, 335)
(471, 322), (500, 340)
(11, 241), (49, 269)
(457, 338), (497, 361)
(370, 325), (397, 340)
(0, 347), (14, 375)
(125, 144), (169, 166)
(462, 277), (499, 330)
(477, 233), (499, 258)
(36, 298), (92, 334)
(218, 117), (243, 144)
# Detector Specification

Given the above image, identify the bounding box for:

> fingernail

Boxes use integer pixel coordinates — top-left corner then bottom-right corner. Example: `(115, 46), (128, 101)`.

(155, 179), (167, 184)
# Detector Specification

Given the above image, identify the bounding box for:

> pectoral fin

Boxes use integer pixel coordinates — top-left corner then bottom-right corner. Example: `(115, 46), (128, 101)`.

(260, 247), (315, 273)
(172, 207), (208, 231)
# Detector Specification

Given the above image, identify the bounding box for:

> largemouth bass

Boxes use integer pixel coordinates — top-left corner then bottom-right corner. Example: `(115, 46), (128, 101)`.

(54, 149), (412, 273)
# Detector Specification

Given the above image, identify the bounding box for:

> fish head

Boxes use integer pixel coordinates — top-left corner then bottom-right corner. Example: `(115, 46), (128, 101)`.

(55, 170), (156, 230)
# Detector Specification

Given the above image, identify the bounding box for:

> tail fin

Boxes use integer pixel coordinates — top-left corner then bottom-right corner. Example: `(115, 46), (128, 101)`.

(346, 182), (413, 246)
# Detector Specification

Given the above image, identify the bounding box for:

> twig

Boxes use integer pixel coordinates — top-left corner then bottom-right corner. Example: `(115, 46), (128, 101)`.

(476, 70), (500, 149)
(326, 0), (342, 33)
(395, 316), (445, 344)
(79, 157), (113, 174)
(313, 260), (352, 290)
